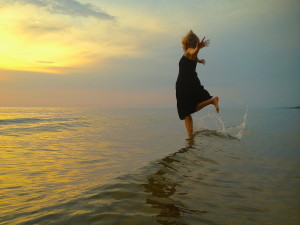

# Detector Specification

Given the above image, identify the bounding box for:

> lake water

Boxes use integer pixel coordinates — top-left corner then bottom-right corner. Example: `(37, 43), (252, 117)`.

(0, 107), (299, 225)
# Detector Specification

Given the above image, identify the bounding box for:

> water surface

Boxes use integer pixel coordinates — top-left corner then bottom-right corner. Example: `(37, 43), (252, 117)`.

(0, 107), (299, 224)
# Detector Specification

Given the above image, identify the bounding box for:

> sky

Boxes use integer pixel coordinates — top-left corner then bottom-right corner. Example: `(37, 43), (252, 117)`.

(0, 0), (299, 108)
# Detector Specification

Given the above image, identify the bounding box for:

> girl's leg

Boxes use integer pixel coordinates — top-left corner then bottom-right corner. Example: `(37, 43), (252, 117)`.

(195, 96), (219, 113)
(184, 97), (219, 139)
(184, 115), (193, 139)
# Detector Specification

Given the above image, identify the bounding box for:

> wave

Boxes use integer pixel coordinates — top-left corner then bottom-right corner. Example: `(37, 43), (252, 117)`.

(0, 117), (89, 136)
(0, 118), (43, 125)
(194, 129), (240, 140)
(0, 117), (82, 125)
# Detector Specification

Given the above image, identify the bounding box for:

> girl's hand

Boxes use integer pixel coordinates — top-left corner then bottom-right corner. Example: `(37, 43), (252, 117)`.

(186, 36), (210, 57)
(198, 37), (210, 49)
(198, 59), (206, 65)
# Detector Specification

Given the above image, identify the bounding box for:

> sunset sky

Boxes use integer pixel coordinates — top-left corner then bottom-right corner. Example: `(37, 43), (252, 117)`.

(0, 0), (299, 108)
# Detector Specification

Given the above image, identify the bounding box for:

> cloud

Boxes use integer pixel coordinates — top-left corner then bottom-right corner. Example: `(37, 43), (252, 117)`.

(36, 61), (55, 64)
(10, 0), (115, 20)
(24, 23), (67, 33)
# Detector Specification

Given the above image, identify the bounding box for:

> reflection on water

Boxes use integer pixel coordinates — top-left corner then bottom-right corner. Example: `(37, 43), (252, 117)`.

(143, 147), (192, 225)
(141, 127), (300, 225)
(1, 107), (300, 225)
(0, 107), (185, 224)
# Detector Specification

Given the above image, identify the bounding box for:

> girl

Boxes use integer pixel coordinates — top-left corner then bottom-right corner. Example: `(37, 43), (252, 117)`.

(176, 30), (219, 139)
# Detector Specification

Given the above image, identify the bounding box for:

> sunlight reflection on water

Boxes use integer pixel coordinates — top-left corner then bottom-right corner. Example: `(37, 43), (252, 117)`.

(1, 107), (299, 225)
(0, 107), (185, 223)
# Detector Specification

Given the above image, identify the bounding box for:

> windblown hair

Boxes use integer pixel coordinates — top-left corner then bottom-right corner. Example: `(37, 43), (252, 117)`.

(181, 30), (199, 51)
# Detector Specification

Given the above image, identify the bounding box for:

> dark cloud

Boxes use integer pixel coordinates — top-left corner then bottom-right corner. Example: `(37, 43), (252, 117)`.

(22, 0), (47, 7)
(15, 0), (115, 20)
(25, 24), (66, 33)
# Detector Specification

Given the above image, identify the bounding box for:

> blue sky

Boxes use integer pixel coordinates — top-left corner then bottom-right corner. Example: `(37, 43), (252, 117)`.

(0, 0), (299, 108)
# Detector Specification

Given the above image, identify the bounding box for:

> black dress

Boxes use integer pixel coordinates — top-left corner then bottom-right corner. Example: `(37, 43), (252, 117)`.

(176, 55), (212, 120)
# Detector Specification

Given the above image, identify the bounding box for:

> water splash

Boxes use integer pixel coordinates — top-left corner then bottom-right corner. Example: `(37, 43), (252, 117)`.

(194, 106), (248, 140)
(226, 106), (248, 139)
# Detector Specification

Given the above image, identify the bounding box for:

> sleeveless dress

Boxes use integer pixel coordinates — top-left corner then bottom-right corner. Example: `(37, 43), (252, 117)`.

(176, 55), (212, 120)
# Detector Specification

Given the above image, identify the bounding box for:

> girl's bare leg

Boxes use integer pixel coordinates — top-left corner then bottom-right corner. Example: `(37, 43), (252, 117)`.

(184, 97), (219, 139)
(195, 96), (219, 113)
(184, 115), (193, 139)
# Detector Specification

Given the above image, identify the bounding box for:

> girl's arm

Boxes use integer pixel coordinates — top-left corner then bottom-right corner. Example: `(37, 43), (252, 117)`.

(185, 37), (210, 58)
(197, 58), (206, 65)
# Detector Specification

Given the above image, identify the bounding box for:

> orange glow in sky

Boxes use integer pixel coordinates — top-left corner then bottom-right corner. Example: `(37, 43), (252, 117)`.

(0, 0), (298, 108)
(0, 3), (139, 74)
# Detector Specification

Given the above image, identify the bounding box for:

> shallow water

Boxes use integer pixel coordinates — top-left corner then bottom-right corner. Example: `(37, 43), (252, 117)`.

(0, 107), (299, 225)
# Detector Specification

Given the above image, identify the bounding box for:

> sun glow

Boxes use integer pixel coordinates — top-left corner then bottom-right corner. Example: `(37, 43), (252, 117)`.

(0, 6), (80, 73)
(0, 37), (79, 74)
(0, 4), (118, 74)
(0, 2), (163, 76)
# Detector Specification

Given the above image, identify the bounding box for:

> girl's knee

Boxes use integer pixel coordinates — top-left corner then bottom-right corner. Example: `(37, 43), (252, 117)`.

(184, 115), (192, 121)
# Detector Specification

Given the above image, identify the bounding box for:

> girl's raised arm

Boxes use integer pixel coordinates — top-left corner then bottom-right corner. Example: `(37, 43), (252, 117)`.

(186, 37), (210, 57)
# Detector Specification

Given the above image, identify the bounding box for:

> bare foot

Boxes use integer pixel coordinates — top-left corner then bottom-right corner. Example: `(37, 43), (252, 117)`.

(213, 96), (219, 113)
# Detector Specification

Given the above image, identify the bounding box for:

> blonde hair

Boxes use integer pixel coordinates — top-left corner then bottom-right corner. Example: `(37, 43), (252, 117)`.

(181, 30), (199, 51)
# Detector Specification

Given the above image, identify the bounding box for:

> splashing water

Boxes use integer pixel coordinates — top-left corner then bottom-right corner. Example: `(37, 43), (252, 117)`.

(227, 106), (248, 139)
(194, 106), (248, 140)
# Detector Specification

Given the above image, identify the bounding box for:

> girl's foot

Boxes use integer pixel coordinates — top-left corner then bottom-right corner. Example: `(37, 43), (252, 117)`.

(213, 97), (219, 113)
